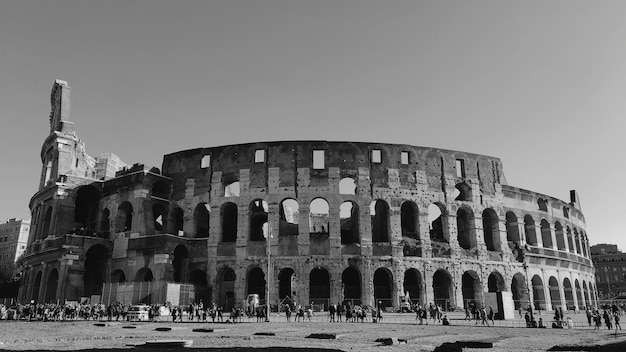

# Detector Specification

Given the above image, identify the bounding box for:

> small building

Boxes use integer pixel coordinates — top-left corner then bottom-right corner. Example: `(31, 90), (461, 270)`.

(591, 244), (626, 298)
(0, 218), (30, 281)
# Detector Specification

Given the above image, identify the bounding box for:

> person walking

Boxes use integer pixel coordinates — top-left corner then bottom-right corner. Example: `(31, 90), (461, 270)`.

(480, 307), (489, 326)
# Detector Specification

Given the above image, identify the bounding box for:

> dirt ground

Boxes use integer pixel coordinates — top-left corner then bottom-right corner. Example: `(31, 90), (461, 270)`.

(1, 313), (626, 352)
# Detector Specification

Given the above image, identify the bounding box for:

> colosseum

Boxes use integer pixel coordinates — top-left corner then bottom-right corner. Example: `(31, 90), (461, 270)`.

(18, 80), (597, 317)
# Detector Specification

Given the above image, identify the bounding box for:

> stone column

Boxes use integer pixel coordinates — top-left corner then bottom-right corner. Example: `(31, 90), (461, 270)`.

(37, 262), (49, 304)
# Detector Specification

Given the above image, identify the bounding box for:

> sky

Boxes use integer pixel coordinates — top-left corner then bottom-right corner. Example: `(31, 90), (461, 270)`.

(0, 0), (625, 249)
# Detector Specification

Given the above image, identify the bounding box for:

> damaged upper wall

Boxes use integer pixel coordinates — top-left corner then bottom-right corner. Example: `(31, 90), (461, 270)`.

(161, 141), (506, 201)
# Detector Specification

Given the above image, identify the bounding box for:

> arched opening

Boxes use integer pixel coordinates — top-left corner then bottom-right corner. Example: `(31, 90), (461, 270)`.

(173, 245), (189, 283)
(581, 232), (588, 258)
(168, 207), (184, 235)
(548, 276), (562, 309)
(403, 269), (421, 306)
(428, 204), (445, 242)
(84, 244), (109, 297)
(511, 273), (527, 310)
(370, 200), (390, 243)
(100, 208), (110, 237)
(190, 269), (209, 303)
(555, 222), (565, 251)
(135, 268), (154, 282)
(462, 271), (482, 308)
(279, 268), (295, 300)
(116, 202), (133, 232)
(488, 271), (506, 292)
(152, 180), (169, 199)
(454, 182), (472, 201)
(279, 199), (299, 236)
(221, 202), (238, 242)
(193, 203), (210, 238)
(340, 201), (359, 244)
(456, 208), (473, 249)
(74, 185), (101, 232)
(339, 177), (357, 195)
(110, 269), (126, 283)
(575, 279), (583, 309)
(541, 220), (552, 249)
(524, 215), (537, 246)
(482, 208), (499, 251)
(249, 199), (269, 241)
(44, 269), (59, 303)
(217, 268), (236, 311)
(341, 267), (361, 306)
(566, 227), (574, 253)
(433, 269), (453, 310)
(152, 204), (167, 233)
(505, 212), (520, 243)
(537, 198), (548, 211)
(41, 207), (52, 239)
(31, 271), (42, 301)
(309, 198), (329, 235)
(310, 267), (330, 308)
(224, 180), (240, 197)
(563, 278), (574, 309)
(532, 275), (546, 310)
(574, 229), (582, 255)
(247, 267), (266, 301)
(373, 268), (393, 308)
(401, 201), (419, 238)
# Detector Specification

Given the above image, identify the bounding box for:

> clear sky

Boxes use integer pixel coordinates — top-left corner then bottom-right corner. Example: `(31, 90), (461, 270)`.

(1, 1), (624, 249)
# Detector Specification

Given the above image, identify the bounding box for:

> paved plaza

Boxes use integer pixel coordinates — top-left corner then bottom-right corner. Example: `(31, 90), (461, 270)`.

(1, 311), (626, 352)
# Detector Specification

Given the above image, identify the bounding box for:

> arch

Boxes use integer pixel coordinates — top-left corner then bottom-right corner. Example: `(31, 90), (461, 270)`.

(562, 206), (569, 218)
(31, 271), (42, 301)
(401, 201), (419, 238)
(193, 203), (210, 238)
(456, 207), (473, 250)
(221, 202), (238, 242)
(168, 207), (184, 235)
(540, 219), (552, 249)
(279, 199), (299, 236)
(152, 204), (167, 233)
(537, 198), (548, 211)
(217, 267), (236, 311)
(44, 269), (59, 303)
(566, 227), (574, 253)
(428, 203), (445, 242)
(575, 279), (583, 309)
(563, 277), (574, 309)
(173, 245), (189, 283)
(548, 276), (562, 309)
(505, 212), (520, 243)
(511, 273), (527, 310)
(555, 222), (565, 251)
(110, 269), (126, 283)
(134, 267), (154, 282)
(581, 232), (589, 258)
(482, 208), (500, 251)
(462, 271), (482, 308)
(342, 267), (361, 305)
(532, 275), (546, 310)
(41, 207), (53, 239)
(574, 229), (582, 254)
(84, 244), (109, 297)
(488, 271), (506, 292)
(582, 281), (590, 308)
(524, 215), (537, 246)
(151, 180), (170, 199)
(403, 269), (422, 305)
(339, 177), (357, 195)
(454, 182), (472, 201)
(373, 268), (393, 308)
(224, 180), (240, 197)
(116, 202), (133, 232)
(433, 269), (453, 310)
(249, 199), (269, 241)
(310, 267), (330, 306)
(247, 267), (266, 300)
(370, 200), (390, 243)
(100, 208), (110, 236)
(190, 269), (210, 303)
(310, 198), (329, 235)
(278, 268), (296, 300)
(74, 185), (101, 231)
(340, 201), (359, 244)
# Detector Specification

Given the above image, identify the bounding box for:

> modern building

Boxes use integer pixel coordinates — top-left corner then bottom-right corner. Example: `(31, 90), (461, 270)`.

(18, 80), (597, 314)
(0, 218), (30, 281)
(591, 244), (626, 298)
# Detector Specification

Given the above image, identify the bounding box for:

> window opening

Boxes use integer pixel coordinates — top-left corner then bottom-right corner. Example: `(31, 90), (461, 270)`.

(201, 155), (211, 168)
(254, 149), (265, 163)
(456, 159), (465, 178)
(372, 149), (382, 163)
(313, 150), (325, 169)
(401, 151), (409, 165)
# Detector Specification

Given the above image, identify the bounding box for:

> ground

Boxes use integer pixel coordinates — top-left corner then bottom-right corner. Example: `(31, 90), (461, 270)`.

(1, 311), (626, 352)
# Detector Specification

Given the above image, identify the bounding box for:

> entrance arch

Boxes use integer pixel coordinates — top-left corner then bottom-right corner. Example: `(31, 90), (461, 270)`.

(310, 267), (330, 308)
(247, 267), (266, 300)
(342, 267), (361, 306)
(462, 271), (482, 308)
(135, 268), (153, 282)
(488, 271), (506, 292)
(110, 269), (126, 283)
(433, 269), (453, 310)
(84, 244), (109, 297)
(549, 276), (562, 309)
(403, 269), (422, 305)
(44, 269), (59, 303)
(217, 268), (236, 311)
(374, 268), (393, 308)
(511, 273), (527, 310)
(173, 245), (189, 283)
(278, 268), (295, 301)
(563, 278), (574, 309)
(532, 275), (546, 310)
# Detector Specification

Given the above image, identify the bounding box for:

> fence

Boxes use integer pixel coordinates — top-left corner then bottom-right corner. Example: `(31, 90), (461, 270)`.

(101, 281), (195, 306)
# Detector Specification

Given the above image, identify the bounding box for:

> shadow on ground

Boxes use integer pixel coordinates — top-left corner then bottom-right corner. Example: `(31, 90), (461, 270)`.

(0, 349), (343, 352)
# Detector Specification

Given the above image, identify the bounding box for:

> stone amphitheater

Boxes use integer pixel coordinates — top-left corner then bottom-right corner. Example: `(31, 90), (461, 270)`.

(18, 80), (596, 316)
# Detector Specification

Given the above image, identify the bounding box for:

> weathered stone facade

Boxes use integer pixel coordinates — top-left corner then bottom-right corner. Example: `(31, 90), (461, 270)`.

(18, 80), (597, 313)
